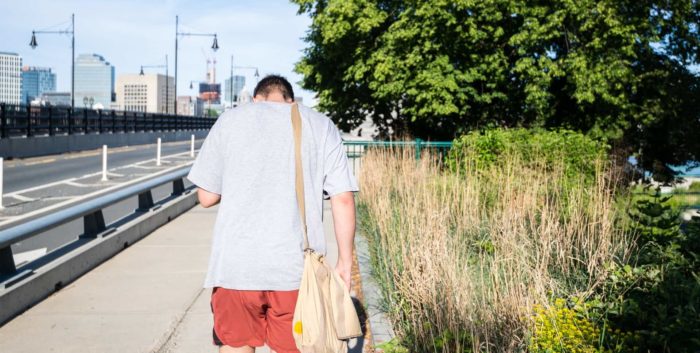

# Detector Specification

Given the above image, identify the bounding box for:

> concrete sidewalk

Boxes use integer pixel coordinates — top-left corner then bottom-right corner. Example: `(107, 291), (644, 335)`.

(0, 203), (216, 352)
(0, 198), (369, 353)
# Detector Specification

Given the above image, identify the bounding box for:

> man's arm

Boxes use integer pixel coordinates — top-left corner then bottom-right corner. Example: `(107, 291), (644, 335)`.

(330, 191), (356, 290)
(197, 187), (221, 208)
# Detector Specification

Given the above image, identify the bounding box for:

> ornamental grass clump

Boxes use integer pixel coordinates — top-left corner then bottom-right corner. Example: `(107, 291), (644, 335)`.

(357, 145), (631, 352)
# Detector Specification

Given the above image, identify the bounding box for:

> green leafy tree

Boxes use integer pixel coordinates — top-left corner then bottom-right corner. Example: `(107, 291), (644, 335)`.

(292, 0), (700, 179)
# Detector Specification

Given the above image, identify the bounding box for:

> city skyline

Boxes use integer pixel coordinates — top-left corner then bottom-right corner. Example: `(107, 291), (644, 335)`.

(0, 0), (315, 106)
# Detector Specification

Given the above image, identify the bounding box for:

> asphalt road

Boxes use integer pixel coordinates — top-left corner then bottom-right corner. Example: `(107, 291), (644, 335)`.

(2, 140), (203, 263)
(3, 140), (203, 193)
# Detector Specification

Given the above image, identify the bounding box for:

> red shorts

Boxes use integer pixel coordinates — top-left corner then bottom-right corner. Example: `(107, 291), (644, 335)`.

(211, 287), (300, 353)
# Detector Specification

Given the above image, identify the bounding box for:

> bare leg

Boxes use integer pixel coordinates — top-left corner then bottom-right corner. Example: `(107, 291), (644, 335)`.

(219, 345), (255, 353)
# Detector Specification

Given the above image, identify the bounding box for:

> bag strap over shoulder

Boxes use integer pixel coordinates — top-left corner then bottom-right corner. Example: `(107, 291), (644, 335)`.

(291, 103), (311, 251)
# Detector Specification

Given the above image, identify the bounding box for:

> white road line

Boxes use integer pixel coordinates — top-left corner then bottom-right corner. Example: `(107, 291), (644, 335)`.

(6, 177), (78, 196)
(43, 196), (82, 201)
(65, 181), (91, 188)
(64, 182), (121, 188)
(133, 165), (164, 170)
(11, 194), (35, 202)
(0, 162), (194, 229)
(13, 248), (47, 267)
(4, 150), (197, 197)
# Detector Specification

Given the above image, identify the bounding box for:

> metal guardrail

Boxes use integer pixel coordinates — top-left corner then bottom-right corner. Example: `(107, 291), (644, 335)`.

(0, 167), (193, 277)
(0, 103), (216, 138)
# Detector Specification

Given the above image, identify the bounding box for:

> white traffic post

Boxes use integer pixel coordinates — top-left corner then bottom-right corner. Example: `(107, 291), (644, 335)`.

(190, 134), (195, 157)
(0, 157), (4, 209)
(101, 145), (108, 181)
(156, 138), (162, 166)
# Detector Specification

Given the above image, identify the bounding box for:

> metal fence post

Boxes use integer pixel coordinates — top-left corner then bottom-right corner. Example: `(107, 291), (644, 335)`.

(67, 107), (73, 135)
(48, 106), (54, 136)
(98, 110), (103, 134)
(415, 138), (423, 160)
(26, 106), (32, 137)
(83, 108), (88, 134)
(0, 103), (6, 138)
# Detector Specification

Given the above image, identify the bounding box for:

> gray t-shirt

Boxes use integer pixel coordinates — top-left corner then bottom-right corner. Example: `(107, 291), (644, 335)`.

(187, 101), (358, 290)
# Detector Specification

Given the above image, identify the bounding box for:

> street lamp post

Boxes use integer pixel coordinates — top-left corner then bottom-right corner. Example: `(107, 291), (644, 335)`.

(30, 13), (75, 110)
(230, 55), (233, 109)
(174, 15), (218, 116)
(140, 55), (170, 113)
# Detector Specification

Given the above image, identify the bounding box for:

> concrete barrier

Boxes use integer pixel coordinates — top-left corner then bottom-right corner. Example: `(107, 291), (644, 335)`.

(0, 130), (209, 159)
(0, 191), (198, 326)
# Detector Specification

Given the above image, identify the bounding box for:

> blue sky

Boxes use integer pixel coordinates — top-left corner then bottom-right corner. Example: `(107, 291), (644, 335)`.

(0, 0), (315, 104)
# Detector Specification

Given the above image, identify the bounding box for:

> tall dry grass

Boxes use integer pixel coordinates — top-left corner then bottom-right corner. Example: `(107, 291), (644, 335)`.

(358, 147), (631, 352)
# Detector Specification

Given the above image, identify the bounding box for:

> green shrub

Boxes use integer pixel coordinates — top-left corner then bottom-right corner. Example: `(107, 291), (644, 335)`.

(688, 181), (700, 192)
(598, 190), (700, 352)
(446, 128), (609, 184)
(530, 298), (618, 353)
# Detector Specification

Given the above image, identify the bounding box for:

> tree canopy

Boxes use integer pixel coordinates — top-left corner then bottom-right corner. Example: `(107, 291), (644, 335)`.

(292, 0), (700, 179)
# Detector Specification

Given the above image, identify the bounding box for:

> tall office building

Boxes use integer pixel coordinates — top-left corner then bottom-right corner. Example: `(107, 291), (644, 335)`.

(21, 66), (56, 103)
(40, 92), (71, 107)
(0, 52), (22, 105)
(177, 95), (204, 116)
(115, 73), (174, 113)
(75, 54), (114, 109)
(224, 75), (245, 104)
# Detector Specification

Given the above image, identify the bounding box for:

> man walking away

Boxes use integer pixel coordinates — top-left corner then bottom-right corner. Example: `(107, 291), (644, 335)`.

(187, 75), (358, 353)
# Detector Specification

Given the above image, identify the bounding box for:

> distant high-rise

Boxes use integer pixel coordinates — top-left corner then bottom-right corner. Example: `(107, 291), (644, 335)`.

(0, 52), (22, 105)
(115, 73), (174, 113)
(177, 95), (205, 116)
(21, 66), (56, 104)
(40, 92), (71, 107)
(224, 75), (245, 104)
(75, 54), (114, 109)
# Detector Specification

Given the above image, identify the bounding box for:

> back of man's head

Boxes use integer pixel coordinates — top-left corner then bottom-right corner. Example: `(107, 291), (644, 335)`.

(253, 75), (295, 102)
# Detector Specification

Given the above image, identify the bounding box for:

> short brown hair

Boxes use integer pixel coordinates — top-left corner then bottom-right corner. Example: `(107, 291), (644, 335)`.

(253, 75), (295, 101)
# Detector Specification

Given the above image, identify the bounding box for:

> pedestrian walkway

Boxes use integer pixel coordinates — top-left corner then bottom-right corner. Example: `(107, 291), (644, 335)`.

(0, 196), (382, 352)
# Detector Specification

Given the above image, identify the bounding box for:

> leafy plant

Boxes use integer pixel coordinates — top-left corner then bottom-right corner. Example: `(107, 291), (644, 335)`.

(446, 128), (608, 184)
(599, 190), (700, 352)
(529, 298), (623, 353)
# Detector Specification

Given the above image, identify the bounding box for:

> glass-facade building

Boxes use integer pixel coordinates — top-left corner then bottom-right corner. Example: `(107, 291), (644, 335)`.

(21, 66), (56, 103)
(224, 75), (245, 104)
(75, 53), (114, 109)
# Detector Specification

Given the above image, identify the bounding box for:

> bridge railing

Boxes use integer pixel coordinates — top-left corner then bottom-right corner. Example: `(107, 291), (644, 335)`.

(0, 103), (216, 138)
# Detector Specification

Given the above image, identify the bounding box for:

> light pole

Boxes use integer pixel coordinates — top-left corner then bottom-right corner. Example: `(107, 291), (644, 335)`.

(174, 15), (218, 116)
(30, 13), (75, 110)
(229, 55), (233, 109)
(186, 80), (201, 116)
(140, 55), (170, 113)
